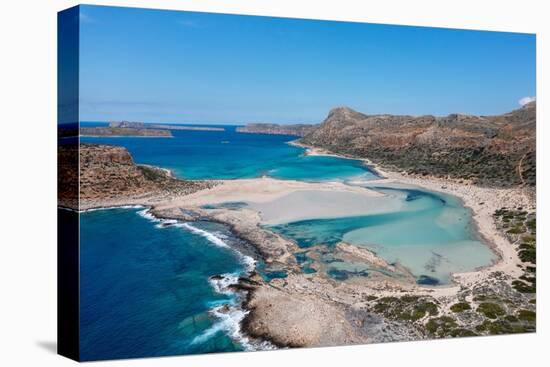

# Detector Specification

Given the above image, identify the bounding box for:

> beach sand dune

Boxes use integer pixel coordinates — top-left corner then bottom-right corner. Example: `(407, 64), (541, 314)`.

(247, 189), (400, 225)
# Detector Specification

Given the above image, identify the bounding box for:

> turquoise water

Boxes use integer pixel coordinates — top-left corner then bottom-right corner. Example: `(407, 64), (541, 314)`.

(79, 208), (259, 361)
(270, 187), (496, 284)
(80, 124), (376, 182)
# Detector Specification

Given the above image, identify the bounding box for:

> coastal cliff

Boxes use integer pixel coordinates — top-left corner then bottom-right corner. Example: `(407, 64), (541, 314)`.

(300, 102), (536, 187)
(80, 127), (173, 137)
(58, 144), (216, 210)
(237, 123), (318, 137)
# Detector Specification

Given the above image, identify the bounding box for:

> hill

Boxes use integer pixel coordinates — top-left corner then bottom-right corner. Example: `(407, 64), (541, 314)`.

(300, 102), (536, 187)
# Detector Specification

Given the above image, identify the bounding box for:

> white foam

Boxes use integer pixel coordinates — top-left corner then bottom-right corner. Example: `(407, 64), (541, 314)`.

(133, 209), (270, 351)
(181, 223), (231, 248)
(137, 208), (159, 221)
(209, 273), (240, 296)
(190, 304), (275, 351)
(181, 223), (256, 272)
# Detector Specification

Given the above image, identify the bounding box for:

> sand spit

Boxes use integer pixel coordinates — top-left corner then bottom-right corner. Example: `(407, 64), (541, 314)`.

(155, 177), (382, 208)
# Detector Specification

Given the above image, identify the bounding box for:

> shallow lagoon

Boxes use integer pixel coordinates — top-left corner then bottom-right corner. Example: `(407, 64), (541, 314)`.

(270, 186), (496, 284)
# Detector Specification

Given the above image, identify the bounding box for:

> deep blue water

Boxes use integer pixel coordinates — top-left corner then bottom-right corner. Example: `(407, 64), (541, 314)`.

(80, 123), (376, 182)
(79, 208), (252, 361)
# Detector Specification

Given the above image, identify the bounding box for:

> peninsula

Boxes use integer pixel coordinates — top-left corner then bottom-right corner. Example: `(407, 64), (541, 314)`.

(110, 121), (225, 132)
(79, 127), (173, 137)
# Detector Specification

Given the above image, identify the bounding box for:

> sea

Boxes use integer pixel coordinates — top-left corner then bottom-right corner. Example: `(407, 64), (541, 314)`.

(78, 122), (495, 360)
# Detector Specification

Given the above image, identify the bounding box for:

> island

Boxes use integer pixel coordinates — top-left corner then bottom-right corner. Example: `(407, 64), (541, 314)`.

(236, 123), (318, 137)
(79, 127), (173, 137)
(110, 121), (225, 131)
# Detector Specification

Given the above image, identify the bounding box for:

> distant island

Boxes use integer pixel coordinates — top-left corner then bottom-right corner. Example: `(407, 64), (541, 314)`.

(236, 123), (318, 137)
(110, 121), (225, 131)
(80, 127), (173, 137)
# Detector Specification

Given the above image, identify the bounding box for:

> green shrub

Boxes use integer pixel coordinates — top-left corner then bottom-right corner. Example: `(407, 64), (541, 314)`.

(426, 316), (458, 336)
(477, 303), (505, 319)
(518, 248), (536, 264)
(504, 315), (518, 322)
(512, 280), (536, 293)
(507, 226), (526, 234)
(450, 302), (471, 313)
(517, 310), (536, 322)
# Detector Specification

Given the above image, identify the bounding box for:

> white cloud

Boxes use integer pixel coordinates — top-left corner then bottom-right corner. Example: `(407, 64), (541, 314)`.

(519, 96), (536, 106)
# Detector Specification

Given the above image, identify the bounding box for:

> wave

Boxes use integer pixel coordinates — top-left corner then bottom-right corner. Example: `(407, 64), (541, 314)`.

(189, 273), (275, 351)
(181, 223), (256, 273)
(135, 208), (269, 351)
(136, 209), (256, 272)
(190, 303), (274, 351)
(180, 223), (231, 249)
(209, 273), (240, 296)
(136, 208), (158, 221)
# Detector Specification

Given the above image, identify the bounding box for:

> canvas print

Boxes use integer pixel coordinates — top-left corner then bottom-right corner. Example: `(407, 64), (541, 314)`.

(57, 5), (536, 362)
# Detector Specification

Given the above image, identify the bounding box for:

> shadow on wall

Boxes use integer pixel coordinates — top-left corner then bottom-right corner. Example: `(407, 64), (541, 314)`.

(36, 341), (57, 354)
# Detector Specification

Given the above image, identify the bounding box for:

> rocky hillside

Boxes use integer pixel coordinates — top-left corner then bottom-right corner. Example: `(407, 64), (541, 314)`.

(301, 102), (536, 187)
(237, 123), (319, 137)
(80, 127), (173, 137)
(58, 144), (215, 209)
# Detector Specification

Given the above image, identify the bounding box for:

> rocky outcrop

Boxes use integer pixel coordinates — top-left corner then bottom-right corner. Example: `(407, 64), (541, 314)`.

(58, 144), (216, 210)
(237, 123), (319, 137)
(80, 127), (172, 137)
(301, 102), (536, 187)
(335, 243), (396, 272)
(242, 274), (366, 347)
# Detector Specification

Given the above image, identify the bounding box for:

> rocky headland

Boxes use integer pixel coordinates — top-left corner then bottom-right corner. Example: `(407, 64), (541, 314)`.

(58, 144), (216, 210)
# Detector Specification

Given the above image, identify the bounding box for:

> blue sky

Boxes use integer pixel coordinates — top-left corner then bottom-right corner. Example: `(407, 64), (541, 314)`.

(77, 5), (536, 124)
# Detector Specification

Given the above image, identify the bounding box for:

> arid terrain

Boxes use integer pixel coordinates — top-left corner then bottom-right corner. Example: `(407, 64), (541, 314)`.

(301, 102), (536, 188)
(58, 144), (215, 210)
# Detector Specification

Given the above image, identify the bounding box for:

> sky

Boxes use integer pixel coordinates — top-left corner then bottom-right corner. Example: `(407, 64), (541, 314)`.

(75, 5), (536, 124)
